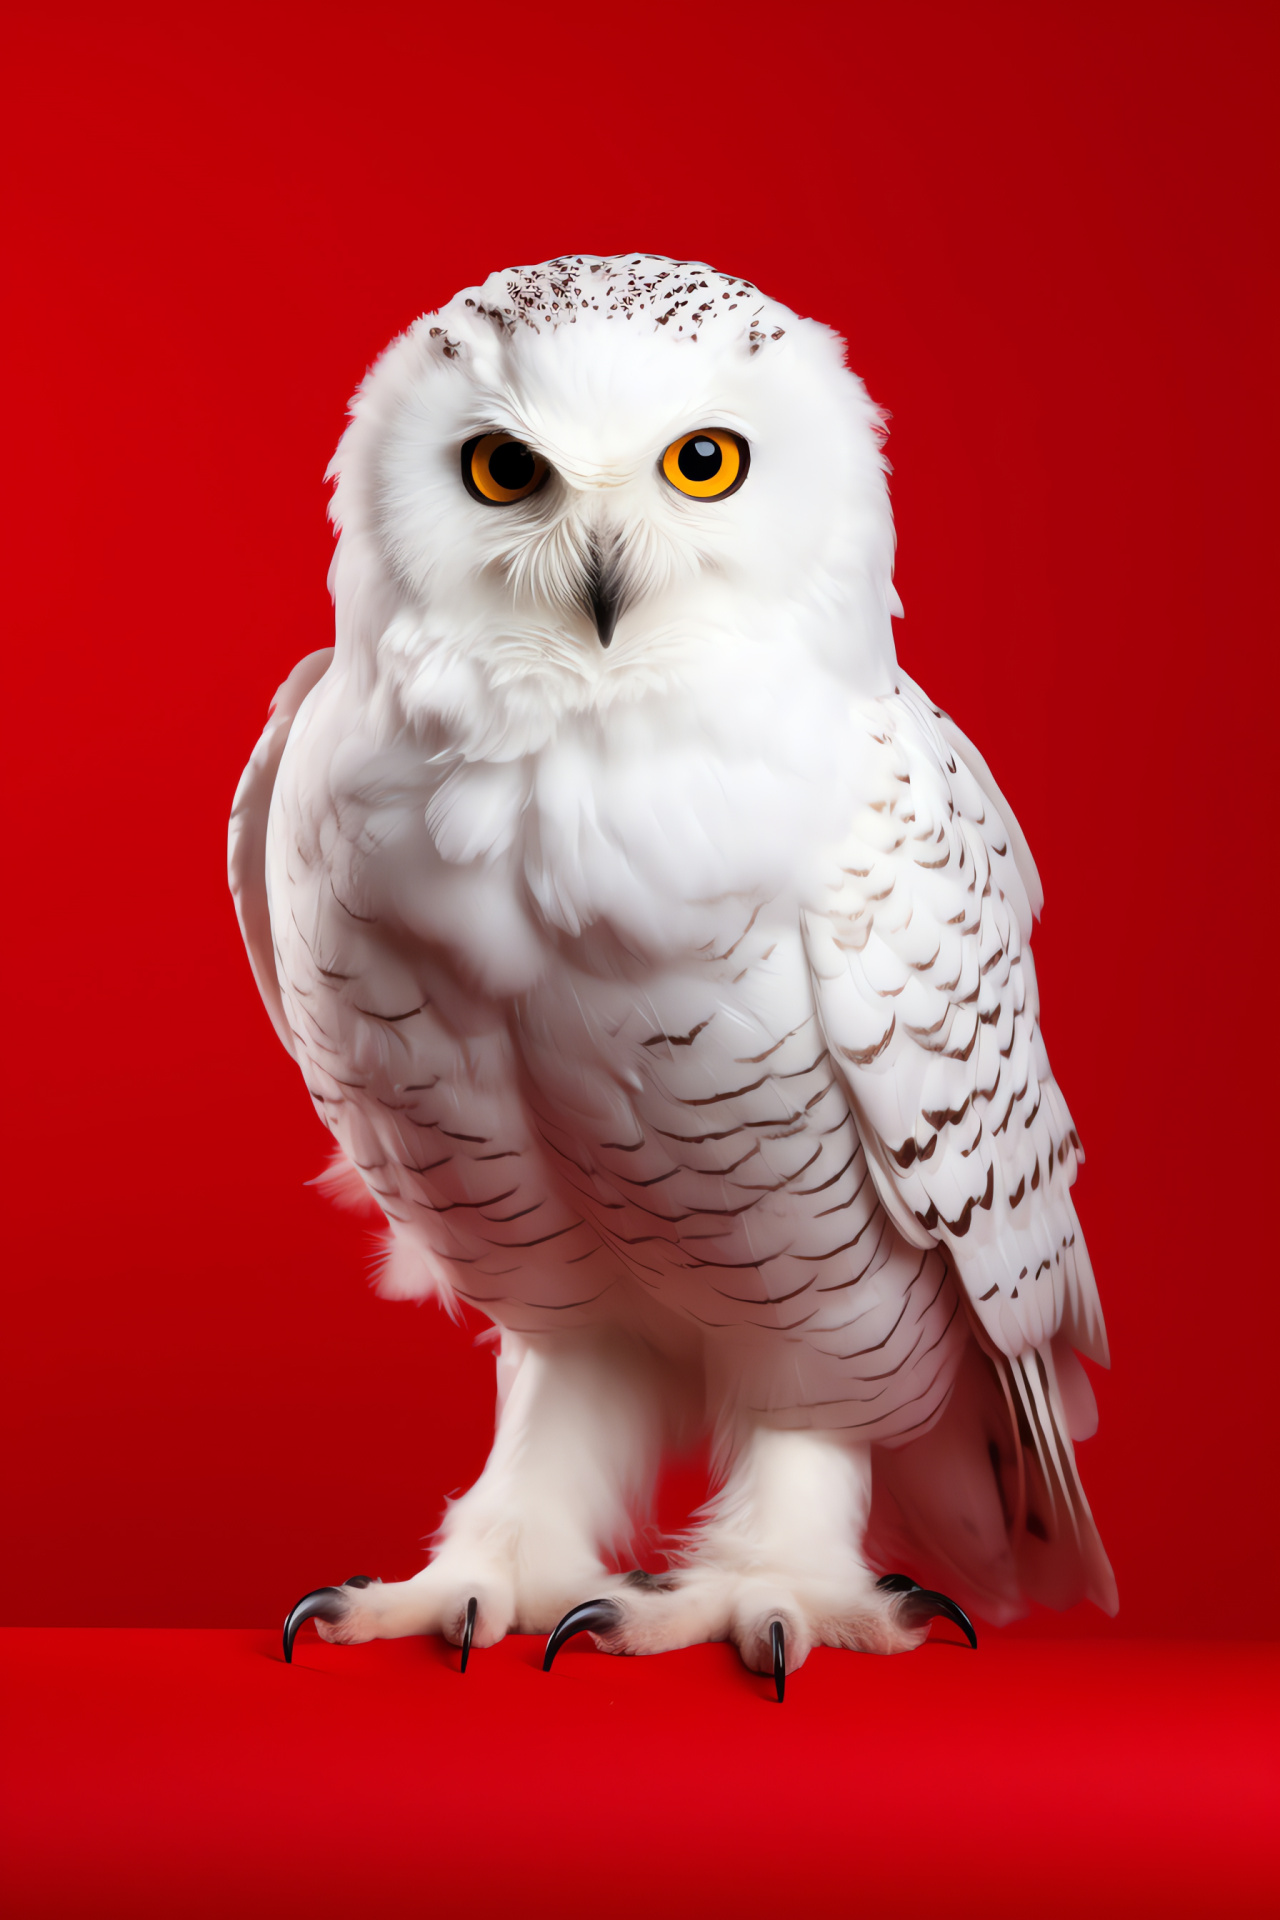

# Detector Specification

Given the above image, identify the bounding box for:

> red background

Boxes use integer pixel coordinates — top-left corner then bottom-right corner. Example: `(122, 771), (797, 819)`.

(3, 1), (1277, 1640)
(5, 1634), (1278, 1917)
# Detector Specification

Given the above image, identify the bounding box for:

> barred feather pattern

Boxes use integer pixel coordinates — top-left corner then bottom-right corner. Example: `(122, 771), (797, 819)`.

(256, 679), (966, 1441)
(236, 651), (1116, 1620)
(803, 677), (1107, 1369)
(229, 254), (1117, 1630)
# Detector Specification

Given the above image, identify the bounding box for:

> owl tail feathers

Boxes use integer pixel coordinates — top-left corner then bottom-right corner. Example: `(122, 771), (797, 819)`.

(867, 1335), (1117, 1628)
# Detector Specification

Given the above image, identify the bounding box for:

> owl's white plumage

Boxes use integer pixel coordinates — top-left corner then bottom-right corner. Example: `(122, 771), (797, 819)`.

(231, 255), (1115, 1672)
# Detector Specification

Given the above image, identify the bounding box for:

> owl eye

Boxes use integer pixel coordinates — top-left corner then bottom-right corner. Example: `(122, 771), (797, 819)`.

(660, 429), (749, 499)
(462, 432), (549, 505)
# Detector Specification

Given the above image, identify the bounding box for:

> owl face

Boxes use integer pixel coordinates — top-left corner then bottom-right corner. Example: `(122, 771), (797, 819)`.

(329, 256), (900, 730)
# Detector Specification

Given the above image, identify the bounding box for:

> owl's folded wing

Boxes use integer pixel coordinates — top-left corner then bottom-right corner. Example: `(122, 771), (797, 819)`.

(802, 676), (1107, 1370)
(227, 649), (333, 1056)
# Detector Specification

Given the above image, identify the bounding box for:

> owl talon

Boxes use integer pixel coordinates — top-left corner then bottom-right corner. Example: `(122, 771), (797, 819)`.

(889, 1580), (977, 1648)
(282, 1586), (348, 1663)
(909, 1589), (977, 1647)
(282, 1576), (377, 1661)
(770, 1619), (786, 1702)
(460, 1596), (477, 1672)
(542, 1599), (624, 1670)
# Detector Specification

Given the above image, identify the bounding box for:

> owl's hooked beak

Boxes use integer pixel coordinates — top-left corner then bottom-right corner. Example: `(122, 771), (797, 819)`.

(581, 531), (623, 648)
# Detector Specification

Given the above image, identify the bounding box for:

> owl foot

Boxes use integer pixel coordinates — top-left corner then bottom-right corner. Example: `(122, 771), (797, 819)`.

(545, 1582), (794, 1704)
(540, 1564), (974, 1691)
(543, 1591), (787, 1701)
(282, 1571), (496, 1667)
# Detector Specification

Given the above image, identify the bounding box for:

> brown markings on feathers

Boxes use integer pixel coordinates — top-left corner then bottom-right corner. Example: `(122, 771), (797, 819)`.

(739, 1024), (820, 1073)
(914, 1163), (996, 1238)
(729, 1143), (821, 1194)
(701, 902), (762, 962)
(814, 1166), (871, 1218)
(777, 1047), (831, 1080)
(799, 1211), (884, 1264)
(838, 1016), (896, 1066)
(792, 1143), (862, 1196)
(708, 1271), (819, 1306)
(642, 1017), (712, 1050)
(413, 1186), (519, 1213)
(944, 1023), (978, 1063)
(887, 1132), (939, 1170)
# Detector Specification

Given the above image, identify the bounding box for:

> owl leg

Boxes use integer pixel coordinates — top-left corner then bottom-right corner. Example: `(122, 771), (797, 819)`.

(285, 1325), (664, 1661)
(543, 1424), (974, 1687)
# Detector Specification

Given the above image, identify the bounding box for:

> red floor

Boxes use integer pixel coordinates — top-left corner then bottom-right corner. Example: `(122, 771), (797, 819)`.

(3, 1629), (1276, 1918)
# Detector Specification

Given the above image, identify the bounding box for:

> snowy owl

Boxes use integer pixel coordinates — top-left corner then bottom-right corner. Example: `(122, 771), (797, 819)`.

(230, 253), (1116, 1695)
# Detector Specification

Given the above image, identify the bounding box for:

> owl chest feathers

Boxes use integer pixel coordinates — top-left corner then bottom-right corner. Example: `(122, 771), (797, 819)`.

(281, 654), (867, 1002)
(273, 664), (864, 1185)
(269, 670), (967, 1415)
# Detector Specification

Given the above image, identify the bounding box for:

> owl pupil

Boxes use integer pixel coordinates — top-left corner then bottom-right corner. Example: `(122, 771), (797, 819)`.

(679, 436), (722, 481)
(489, 440), (535, 491)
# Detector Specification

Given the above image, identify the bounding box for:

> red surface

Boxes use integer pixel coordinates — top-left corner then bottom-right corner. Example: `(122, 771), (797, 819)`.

(3, 1), (1279, 1635)
(3, 1630), (1278, 1917)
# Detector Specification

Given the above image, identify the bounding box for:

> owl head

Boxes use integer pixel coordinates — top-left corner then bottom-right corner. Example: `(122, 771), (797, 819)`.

(327, 255), (901, 754)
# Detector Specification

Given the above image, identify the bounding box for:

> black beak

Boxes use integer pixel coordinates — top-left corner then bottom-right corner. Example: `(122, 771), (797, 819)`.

(583, 534), (622, 648)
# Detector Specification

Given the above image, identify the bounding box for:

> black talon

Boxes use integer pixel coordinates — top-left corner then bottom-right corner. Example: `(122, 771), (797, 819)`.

(342, 1574), (374, 1589)
(282, 1586), (348, 1664)
(770, 1619), (786, 1702)
(877, 1571), (976, 1647)
(460, 1596), (477, 1673)
(542, 1599), (623, 1672)
(910, 1588), (978, 1648)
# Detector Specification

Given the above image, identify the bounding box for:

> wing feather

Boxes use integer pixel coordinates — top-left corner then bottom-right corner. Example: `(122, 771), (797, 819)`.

(227, 649), (333, 1056)
(803, 681), (1107, 1367)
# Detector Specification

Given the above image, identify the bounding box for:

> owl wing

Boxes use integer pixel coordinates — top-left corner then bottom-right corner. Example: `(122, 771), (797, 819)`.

(802, 674), (1106, 1372)
(227, 649), (333, 1056)
(803, 678), (1117, 1608)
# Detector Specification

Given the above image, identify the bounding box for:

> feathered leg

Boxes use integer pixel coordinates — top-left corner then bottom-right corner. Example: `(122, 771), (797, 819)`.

(286, 1324), (666, 1660)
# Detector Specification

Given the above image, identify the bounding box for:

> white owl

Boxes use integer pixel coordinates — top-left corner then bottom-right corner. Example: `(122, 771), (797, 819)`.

(230, 254), (1116, 1695)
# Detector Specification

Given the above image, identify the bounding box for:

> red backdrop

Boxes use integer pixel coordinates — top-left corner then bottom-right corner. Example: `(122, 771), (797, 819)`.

(3, 0), (1276, 1634)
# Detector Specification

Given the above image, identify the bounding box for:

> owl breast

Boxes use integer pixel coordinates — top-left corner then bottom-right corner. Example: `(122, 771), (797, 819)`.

(270, 676), (963, 1437)
(516, 911), (963, 1437)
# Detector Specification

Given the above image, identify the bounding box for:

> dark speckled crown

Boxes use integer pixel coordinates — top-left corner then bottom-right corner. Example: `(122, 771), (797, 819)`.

(455, 253), (787, 353)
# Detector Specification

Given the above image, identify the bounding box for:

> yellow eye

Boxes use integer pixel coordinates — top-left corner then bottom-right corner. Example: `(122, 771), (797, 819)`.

(660, 428), (749, 499)
(461, 432), (549, 505)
